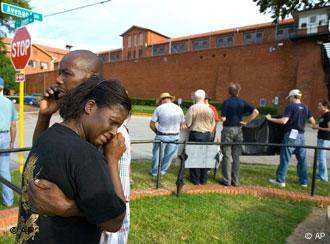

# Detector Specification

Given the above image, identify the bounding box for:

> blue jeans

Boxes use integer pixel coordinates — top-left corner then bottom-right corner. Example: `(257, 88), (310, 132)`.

(0, 133), (14, 207)
(276, 131), (308, 185)
(151, 134), (179, 176)
(317, 139), (330, 181)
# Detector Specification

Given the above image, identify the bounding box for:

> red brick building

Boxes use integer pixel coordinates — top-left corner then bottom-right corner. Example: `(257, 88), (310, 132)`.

(25, 7), (330, 115)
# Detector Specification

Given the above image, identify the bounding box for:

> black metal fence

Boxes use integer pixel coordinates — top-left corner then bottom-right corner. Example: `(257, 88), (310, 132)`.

(0, 141), (329, 197)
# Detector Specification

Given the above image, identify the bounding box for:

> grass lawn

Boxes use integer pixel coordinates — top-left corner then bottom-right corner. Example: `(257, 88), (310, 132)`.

(1, 160), (329, 211)
(0, 160), (325, 243)
(130, 193), (312, 243)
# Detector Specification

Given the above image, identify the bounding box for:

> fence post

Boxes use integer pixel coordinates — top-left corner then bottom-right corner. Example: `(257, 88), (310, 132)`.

(156, 141), (163, 189)
(311, 148), (318, 196)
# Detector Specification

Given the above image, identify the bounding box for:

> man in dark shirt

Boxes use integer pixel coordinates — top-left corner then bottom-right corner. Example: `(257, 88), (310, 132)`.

(267, 89), (315, 187)
(312, 99), (330, 181)
(220, 83), (259, 186)
(16, 79), (130, 243)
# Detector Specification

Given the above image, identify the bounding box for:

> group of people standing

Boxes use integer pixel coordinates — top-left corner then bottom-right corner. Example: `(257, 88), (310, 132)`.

(149, 83), (259, 186)
(0, 48), (328, 243)
(150, 85), (330, 188)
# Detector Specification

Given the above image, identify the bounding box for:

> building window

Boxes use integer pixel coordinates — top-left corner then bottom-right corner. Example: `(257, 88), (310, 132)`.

(27, 60), (37, 68)
(134, 35), (137, 47)
(318, 14), (327, 26)
(299, 17), (308, 28)
(54, 62), (59, 70)
(152, 44), (166, 56)
(216, 35), (234, 48)
(244, 31), (263, 44)
(110, 52), (121, 62)
(309, 15), (317, 24)
(40, 62), (48, 70)
(139, 33), (144, 46)
(128, 36), (132, 48)
(171, 42), (186, 53)
(276, 26), (294, 40)
(192, 38), (209, 51)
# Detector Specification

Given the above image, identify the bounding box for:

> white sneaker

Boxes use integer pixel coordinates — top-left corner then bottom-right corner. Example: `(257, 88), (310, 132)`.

(269, 179), (286, 187)
(300, 184), (308, 188)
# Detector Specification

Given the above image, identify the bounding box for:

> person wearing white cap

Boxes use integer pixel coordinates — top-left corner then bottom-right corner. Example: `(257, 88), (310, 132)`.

(149, 92), (185, 176)
(185, 89), (215, 185)
(266, 89), (316, 187)
(0, 77), (18, 207)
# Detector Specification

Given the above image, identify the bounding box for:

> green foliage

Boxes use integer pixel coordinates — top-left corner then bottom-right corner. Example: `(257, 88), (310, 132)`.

(257, 106), (278, 115)
(130, 97), (156, 106)
(0, 0), (31, 36)
(253, 0), (330, 21)
(0, 55), (17, 94)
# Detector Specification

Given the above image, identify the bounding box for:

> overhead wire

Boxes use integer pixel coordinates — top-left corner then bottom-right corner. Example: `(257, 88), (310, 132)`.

(44, 0), (112, 18)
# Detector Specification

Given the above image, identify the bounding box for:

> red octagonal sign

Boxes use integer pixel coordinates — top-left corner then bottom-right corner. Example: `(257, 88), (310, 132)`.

(11, 27), (31, 70)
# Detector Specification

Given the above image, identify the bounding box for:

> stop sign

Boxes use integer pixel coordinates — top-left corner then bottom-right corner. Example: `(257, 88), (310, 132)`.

(11, 27), (31, 70)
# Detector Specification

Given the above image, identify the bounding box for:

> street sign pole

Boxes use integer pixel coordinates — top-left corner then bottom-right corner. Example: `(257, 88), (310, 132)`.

(18, 71), (25, 173)
(11, 27), (31, 174)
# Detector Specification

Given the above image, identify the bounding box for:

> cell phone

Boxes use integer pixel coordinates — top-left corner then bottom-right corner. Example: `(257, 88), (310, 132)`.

(53, 88), (60, 100)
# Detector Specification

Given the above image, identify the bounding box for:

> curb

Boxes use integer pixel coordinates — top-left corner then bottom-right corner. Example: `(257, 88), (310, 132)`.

(1, 184), (329, 235)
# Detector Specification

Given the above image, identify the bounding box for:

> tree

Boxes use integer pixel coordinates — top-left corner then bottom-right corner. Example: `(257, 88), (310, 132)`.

(0, 0), (31, 57)
(253, 0), (330, 22)
(0, 0), (31, 36)
(0, 55), (18, 94)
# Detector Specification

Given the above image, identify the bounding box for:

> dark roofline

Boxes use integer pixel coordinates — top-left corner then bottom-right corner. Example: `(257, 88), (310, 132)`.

(120, 25), (170, 39)
(292, 5), (330, 17)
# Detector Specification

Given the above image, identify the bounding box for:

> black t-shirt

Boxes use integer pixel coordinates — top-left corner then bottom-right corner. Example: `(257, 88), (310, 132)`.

(221, 96), (255, 127)
(16, 123), (126, 244)
(318, 111), (330, 140)
(283, 103), (312, 133)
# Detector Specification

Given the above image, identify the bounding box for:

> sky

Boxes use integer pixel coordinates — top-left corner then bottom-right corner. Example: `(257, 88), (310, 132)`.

(8, 0), (279, 52)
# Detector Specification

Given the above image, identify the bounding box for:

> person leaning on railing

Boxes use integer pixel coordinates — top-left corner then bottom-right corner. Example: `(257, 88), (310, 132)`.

(312, 99), (330, 182)
(267, 89), (316, 188)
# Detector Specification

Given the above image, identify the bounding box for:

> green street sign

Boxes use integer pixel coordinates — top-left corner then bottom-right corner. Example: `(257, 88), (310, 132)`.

(15, 15), (34, 29)
(1, 2), (43, 21)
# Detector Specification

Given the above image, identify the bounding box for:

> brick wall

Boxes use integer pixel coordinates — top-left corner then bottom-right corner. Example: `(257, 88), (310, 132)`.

(25, 39), (328, 116)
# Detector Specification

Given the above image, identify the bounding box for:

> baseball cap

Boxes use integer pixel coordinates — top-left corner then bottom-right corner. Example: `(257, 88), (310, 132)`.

(286, 89), (302, 99)
(0, 77), (4, 88)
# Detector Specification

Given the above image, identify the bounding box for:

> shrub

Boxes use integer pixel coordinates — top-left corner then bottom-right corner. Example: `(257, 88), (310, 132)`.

(257, 106), (278, 115)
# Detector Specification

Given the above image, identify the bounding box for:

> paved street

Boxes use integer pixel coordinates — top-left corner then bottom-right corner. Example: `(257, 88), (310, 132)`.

(8, 107), (328, 171)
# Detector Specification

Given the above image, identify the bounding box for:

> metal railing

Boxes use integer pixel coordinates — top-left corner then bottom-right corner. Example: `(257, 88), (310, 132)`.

(0, 141), (329, 197)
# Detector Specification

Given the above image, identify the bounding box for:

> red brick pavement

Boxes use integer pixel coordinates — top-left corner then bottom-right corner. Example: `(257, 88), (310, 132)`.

(1, 184), (329, 235)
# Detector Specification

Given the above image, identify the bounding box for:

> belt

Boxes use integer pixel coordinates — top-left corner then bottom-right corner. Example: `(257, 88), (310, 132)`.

(0, 130), (9, 133)
(156, 131), (179, 136)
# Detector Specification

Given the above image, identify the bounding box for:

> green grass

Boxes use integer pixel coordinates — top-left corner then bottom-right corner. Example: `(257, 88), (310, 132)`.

(1, 160), (328, 211)
(132, 105), (189, 115)
(1, 161), (324, 243)
(130, 193), (313, 243)
(0, 170), (21, 211)
(132, 105), (155, 114)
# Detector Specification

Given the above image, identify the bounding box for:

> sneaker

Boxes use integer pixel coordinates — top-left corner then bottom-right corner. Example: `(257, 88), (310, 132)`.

(300, 184), (308, 188)
(269, 179), (286, 187)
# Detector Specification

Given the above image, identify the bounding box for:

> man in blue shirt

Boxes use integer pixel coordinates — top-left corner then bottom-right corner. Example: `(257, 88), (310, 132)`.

(0, 77), (17, 207)
(266, 89), (315, 187)
(220, 83), (259, 186)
